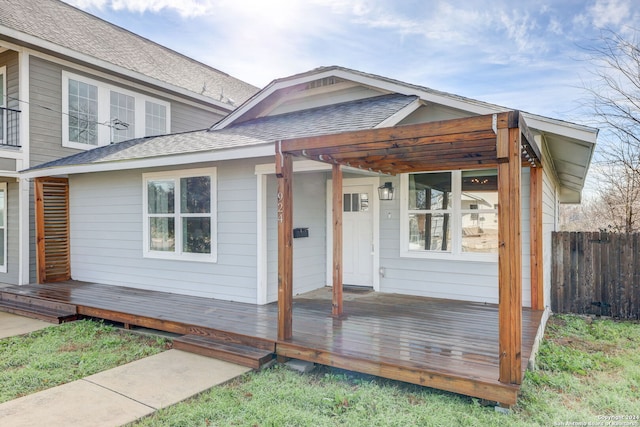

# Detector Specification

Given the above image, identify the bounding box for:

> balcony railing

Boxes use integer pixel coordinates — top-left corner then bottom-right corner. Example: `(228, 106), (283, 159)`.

(0, 106), (21, 148)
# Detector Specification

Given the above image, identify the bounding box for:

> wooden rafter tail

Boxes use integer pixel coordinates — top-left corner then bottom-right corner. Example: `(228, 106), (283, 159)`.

(518, 112), (542, 167)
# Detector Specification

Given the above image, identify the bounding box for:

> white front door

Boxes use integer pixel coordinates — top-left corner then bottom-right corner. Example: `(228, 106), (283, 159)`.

(342, 184), (374, 286)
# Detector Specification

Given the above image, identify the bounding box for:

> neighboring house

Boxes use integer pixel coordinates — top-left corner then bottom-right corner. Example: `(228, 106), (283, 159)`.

(24, 66), (597, 308)
(0, 0), (259, 285)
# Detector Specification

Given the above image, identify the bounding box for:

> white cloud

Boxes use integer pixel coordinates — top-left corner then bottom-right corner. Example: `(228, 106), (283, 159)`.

(65, 0), (215, 18)
(588, 0), (631, 28)
(64, 0), (108, 9)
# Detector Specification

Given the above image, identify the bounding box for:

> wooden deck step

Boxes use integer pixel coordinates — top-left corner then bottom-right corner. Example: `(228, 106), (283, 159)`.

(174, 334), (274, 369)
(0, 292), (77, 324)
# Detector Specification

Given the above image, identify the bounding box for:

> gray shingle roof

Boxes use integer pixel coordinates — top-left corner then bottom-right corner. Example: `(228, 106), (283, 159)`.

(0, 0), (258, 107)
(28, 93), (418, 171)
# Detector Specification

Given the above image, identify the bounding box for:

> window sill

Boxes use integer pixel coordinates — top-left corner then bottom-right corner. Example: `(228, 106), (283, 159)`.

(400, 250), (498, 263)
(63, 141), (104, 151)
(143, 252), (217, 263)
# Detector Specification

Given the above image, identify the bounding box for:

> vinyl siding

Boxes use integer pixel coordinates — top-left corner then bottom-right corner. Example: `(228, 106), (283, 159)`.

(28, 56), (224, 167)
(69, 159), (260, 302)
(270, 85), (383, 116)
(28, 56), (68, 167)
(378, 169), (532, 306)
(542, 167), (558, 309)
(171, 101), (223, 132)
(266, 172), (327, 303)
(399, 103), (474, 125)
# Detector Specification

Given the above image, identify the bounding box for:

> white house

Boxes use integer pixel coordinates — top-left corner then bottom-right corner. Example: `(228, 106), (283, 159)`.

(24, 66), (596, 312)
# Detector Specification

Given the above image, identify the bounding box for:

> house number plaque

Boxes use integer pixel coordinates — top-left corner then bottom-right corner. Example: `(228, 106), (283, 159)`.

(277, 192), (284, 223)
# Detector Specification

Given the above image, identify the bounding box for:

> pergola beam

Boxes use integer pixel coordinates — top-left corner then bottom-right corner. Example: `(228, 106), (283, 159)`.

(281, 115), (495, 153)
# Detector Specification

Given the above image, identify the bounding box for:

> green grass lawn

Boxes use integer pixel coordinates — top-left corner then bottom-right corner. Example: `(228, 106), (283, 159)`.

(131, 315), (640, 427)
(0, 319), (170, 403)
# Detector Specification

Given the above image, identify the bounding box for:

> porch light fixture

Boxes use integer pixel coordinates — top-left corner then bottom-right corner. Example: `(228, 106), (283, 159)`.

(378, 182), (394, 201)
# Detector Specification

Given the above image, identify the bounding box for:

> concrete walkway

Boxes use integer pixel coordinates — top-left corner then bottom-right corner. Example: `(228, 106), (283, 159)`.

(0, 313), (251, 426)
(0, 311), (52, 338)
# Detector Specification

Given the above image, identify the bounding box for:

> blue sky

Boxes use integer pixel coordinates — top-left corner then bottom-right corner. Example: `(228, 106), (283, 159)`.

(64, 0), (638, 126)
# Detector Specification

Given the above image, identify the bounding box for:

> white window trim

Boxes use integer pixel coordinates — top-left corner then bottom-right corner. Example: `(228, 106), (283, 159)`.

(142, 167), (217, 263)
(62, 71), (170, 150)
(0, 182), (7, 273)
(399, 171), (498, 262)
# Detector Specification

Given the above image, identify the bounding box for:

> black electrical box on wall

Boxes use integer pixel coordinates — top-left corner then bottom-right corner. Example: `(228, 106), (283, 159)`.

(293, 228), (309, 238)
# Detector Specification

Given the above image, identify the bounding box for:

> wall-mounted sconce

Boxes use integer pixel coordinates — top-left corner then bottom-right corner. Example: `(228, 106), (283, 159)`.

(378, 182), (394, 201)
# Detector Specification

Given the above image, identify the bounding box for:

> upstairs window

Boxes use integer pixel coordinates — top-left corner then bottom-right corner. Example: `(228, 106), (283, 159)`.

(68, 79), (98, 145)
(110, 91), (135, 143)
(401, 169), (498, 260)
(62, 71), (170, 150)
(143, 168), (217, 262)
(145, 101), (167, 136)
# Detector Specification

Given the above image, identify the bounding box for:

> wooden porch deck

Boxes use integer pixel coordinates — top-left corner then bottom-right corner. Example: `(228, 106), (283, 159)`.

(0, 281), (543, 405)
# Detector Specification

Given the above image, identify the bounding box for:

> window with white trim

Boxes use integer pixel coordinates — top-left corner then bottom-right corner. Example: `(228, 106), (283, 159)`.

(401, 169), (498, 260)
(110, 91), (135, 143)
(62, 71), (170, 150)
(143, 168), (216, 262)
(0, 182), (6, 272)
(145, 101), (167, 136)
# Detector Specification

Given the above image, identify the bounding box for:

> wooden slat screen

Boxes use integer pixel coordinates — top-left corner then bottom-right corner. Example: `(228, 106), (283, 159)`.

(35, 177), (71, 283)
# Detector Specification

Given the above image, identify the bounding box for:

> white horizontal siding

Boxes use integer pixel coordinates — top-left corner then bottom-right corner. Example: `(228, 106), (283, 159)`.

(266, 172), (327, 302)
(270, 86), (382, 116)
(69, 159), (259, 303)
(542, 167), (558, 309)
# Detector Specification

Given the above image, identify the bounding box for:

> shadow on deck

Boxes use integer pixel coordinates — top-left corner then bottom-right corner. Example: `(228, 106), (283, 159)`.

(0, 281), (543, 405)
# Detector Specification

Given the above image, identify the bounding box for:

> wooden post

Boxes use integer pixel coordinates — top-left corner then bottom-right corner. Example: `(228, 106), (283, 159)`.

(276, 150), (293, 341)
(496, 112), (522, 385)
(332, 164), (344, 317)
(529, 166), (544, 311)
(34, 178), (45, 284)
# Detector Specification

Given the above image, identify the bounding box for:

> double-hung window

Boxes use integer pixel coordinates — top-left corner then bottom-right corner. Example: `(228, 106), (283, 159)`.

(62, 71), (170, 149)
(401, 169), (498, 260)
(143, 168), (217, 262)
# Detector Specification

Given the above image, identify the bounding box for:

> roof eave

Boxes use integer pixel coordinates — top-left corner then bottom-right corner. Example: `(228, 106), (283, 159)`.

(21, 142), (276, 179)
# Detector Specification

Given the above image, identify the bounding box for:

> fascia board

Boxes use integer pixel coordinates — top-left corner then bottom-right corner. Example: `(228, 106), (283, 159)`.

(22, 143), (275, 178)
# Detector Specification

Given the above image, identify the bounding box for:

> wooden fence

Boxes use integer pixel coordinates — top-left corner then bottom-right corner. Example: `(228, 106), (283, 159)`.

(552, 232), (640, 319)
